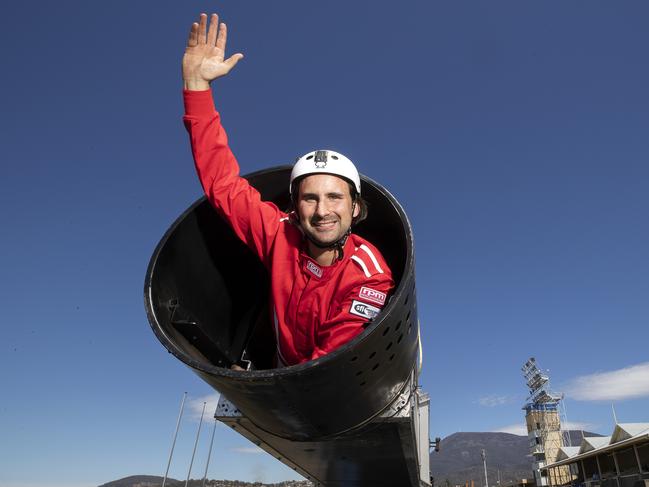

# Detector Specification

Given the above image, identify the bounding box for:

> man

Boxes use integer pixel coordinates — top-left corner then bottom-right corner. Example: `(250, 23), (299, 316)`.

(182, 13), (394, 366)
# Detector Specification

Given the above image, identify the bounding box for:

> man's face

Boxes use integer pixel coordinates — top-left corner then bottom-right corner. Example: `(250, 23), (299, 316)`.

(296, 174), (359, 247)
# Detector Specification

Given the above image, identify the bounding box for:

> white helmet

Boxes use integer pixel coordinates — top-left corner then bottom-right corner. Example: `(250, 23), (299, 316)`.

(290, 150), (361, 195)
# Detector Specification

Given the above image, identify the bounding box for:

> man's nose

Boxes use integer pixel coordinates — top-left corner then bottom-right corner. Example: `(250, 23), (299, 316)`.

(315, 199), (329, 217)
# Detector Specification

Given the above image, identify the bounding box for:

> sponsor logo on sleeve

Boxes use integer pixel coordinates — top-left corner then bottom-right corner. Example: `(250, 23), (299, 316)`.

(359, 286), (386, 305)
(349, 300), (381, 320)
(306, 260), (323, 278)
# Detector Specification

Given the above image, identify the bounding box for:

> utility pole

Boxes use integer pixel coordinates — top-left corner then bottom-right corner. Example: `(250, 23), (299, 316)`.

(481, 449), (489, 487)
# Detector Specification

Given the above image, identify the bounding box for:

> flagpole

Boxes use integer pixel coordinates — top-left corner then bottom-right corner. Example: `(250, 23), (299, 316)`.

(185, 401), (207, 487)
(162, 392), (187, 487)
(202, 416), (218, 487)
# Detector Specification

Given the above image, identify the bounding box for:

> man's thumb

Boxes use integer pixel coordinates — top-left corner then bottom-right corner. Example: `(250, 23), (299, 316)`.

(225, 53), (244, 70)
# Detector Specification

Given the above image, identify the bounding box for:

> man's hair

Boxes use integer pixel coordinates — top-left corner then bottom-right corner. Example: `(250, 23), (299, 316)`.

(289, 178), (368, 226)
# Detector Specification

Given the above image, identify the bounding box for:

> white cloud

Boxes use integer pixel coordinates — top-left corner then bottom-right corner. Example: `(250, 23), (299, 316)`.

(564, 362), (649, 401)
(478, 394), (513, 407)
(187, 393), (221, 422)
(231, 446), (265, 454)
(494, 423), (527, 435)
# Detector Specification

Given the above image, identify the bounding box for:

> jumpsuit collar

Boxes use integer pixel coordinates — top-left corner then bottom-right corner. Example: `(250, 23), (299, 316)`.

(299, 236), (354, 280)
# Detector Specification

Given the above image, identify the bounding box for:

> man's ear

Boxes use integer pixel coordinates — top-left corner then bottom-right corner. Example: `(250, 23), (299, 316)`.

(352, 199), (360, 218)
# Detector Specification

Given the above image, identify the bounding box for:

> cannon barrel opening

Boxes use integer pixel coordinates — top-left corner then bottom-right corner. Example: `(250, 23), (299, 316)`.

(145, 166), (419, 441)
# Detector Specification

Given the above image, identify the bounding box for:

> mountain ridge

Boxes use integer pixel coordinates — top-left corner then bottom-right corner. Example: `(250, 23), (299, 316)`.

(98, 431), (602, 487)
(430, 430), (601, 486)
(98, 476), (311, 487)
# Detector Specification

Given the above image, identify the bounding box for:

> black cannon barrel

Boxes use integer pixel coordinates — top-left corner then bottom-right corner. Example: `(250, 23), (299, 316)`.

(145, 166), (419, 441)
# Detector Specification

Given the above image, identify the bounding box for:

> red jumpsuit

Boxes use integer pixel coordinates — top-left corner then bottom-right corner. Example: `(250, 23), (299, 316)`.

(183, 90), (394, 366)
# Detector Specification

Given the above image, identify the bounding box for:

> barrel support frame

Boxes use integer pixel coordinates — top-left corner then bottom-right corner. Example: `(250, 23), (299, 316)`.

(215, 370), (431, 487)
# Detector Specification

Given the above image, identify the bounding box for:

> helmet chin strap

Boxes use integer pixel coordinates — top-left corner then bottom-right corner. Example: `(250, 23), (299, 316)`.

(305, 226), (352, 261)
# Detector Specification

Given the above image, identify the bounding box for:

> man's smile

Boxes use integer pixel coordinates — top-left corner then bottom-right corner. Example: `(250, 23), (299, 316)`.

(311, 219), (338, 231)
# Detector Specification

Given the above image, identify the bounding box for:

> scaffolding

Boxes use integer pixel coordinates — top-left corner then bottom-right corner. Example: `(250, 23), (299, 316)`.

(521, 358), (572, 487)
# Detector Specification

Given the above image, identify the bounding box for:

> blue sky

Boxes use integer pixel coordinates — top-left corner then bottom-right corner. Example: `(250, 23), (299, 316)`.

(1, 1), (648, 486)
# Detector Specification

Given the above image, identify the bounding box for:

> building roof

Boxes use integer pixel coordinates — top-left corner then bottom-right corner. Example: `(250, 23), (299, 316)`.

(542, 423), (649, 470)
(579, 436), (611, 453)
(610, 423), (649, 443)
(557, 447), (580, 461)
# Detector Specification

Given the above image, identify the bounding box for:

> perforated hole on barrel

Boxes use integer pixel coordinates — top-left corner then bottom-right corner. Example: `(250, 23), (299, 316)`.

(369, 351), (376, 359)
(371, 363), (380, 371)
(350, 355), (358, 362)
(355, 370), (363, 376)
(360, 381), (366, 386)
(382, 326), (390, 336)
(397, 333), (403, 344)
(404, 294), (409, 305)
(395, 320), (402, 331)
(389, 353), (395, 361)
(386, 341), (393, 351)
(406, 310), (411, 321)
(408, 323), (412, 334)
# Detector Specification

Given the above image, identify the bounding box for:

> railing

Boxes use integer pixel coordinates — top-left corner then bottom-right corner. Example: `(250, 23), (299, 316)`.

(580, 474), (645, 487)
(618, 474), (643, 487)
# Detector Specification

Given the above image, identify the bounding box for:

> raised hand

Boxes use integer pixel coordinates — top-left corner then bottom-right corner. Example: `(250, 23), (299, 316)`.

(182, 13), (244, 90)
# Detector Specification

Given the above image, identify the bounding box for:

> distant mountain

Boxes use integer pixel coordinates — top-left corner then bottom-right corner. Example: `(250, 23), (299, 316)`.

(430, 431), (601, 487)
(101, 431), (602, 487)
(98, 476), (176, 487)
(98, 476), (311, 487)
(430, 432), (531, 486)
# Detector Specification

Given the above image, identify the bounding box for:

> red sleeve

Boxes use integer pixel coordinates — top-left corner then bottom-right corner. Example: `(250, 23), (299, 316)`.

(183, 89), (282, 265)
(310, 272), (395, 361)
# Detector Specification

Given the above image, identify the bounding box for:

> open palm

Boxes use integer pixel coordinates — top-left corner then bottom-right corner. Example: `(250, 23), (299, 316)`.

(182, 13), (243, 87)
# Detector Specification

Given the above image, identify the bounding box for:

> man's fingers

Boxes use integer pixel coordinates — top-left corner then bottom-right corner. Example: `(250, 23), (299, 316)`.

(187, 22), (198, 47)
(224, 53), (244, 71)
(198, 13), (207, 45)
(216, 22), (227, 52)
(206, 13), (218, 46)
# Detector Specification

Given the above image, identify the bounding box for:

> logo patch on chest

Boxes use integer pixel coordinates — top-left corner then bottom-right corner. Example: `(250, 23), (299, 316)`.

(349, 300), (381, 320)
(306, 260), (323, 278)
(359, 287), (386, 305)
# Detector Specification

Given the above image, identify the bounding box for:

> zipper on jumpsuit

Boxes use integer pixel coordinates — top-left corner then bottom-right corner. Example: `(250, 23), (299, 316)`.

(293, 271), (312, 360)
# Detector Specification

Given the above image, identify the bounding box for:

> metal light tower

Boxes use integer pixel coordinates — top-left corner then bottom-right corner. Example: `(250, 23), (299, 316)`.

(521, 357), (570, 486)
